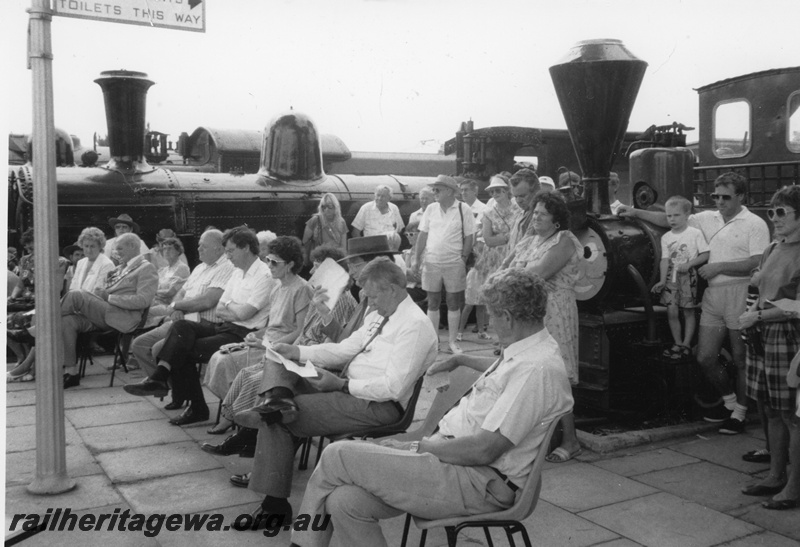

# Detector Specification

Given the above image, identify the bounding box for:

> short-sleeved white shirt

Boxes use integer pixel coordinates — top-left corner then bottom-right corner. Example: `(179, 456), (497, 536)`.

(182, 254), (236, 323)
(437, 328), (573, 484)
(419, 201), (476, 264)
(351, 201), (405, 236)
(219, 258), (274, 329)
(688, 207), (769, 286)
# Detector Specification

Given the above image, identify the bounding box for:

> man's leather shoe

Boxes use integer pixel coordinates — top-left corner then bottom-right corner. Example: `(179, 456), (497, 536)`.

(123, 379), (169, 398)
(201, 430), (250, 456)
(239, 445), (255, 458)
(63, 373), (80, 390)
(251, 397), (299, 425)
(164, 399), (185, 410)
(169, 405), (210, 426)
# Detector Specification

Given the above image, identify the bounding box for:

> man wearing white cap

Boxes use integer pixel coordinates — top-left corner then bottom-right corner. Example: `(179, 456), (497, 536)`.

(412, 175), (476, 354)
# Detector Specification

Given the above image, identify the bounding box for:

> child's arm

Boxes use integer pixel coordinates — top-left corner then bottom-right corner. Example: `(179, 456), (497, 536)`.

(678, 251), (709, 273)
(652, 257), (669, 293)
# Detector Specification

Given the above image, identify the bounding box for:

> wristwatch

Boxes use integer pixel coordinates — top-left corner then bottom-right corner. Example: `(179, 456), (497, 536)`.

(409, 441), (420, 453)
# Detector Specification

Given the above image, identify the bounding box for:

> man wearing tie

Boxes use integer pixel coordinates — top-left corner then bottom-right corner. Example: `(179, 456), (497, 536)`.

(60, 233), (158, 389)
(289, 269), (574, 547)
(237, 257), (438, 524)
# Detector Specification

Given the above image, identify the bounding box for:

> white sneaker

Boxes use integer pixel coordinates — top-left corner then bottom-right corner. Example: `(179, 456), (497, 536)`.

(448, 341), (463, 354)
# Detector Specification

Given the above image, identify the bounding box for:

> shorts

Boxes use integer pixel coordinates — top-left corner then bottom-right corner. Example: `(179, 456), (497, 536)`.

(700, 282), (749, 329)
(745, 320), (799, 411)
(421, 261), (466, 294)
(660, 270), (698, 308)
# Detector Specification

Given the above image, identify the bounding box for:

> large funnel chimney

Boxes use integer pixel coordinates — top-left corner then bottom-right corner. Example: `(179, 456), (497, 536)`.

(94, 70), (154, 173)
(549, 39), (647, 214)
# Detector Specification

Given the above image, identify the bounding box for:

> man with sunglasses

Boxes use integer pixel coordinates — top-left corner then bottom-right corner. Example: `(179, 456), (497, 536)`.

(124, 226), (274, 426)
(619, 173), (769, 433)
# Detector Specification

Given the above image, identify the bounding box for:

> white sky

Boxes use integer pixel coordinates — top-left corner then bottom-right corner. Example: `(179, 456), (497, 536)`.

(2, 0), (799, 154)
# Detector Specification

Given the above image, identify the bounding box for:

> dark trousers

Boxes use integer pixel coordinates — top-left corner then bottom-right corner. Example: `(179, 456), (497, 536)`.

(156, 319), (252, 403)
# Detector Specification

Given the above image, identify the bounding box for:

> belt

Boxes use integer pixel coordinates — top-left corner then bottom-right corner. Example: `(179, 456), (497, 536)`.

(392, 401), (405, 415)
(490, 467), (519, 492)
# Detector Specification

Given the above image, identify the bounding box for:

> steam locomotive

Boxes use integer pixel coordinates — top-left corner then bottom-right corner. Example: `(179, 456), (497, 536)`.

(8, 43), (798, 415)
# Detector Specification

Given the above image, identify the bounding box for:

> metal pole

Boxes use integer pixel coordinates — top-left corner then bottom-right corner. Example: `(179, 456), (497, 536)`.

(26, 0), (76, 495)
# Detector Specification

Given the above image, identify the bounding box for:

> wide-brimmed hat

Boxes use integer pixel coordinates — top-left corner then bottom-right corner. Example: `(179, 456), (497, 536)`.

(62, 243), (82, 258)
(342, 235), (399, 261)
(428, 174), (459, 192)
(486, 175), (510, 191)
(108, 213), (140, 233)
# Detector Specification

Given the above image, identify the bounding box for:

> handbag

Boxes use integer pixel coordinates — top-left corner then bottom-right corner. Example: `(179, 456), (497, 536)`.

(458, 202), (477, 270)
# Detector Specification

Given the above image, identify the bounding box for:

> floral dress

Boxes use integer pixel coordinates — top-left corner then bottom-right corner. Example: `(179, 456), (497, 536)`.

(477, 201), (521, 279)
(510, 230), (583, 385)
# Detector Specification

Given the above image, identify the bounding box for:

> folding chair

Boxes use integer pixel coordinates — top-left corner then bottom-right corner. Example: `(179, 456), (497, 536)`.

(400, 409), (571, 547)
(298, 374), (427, 471)
(78, 308), (149, 387)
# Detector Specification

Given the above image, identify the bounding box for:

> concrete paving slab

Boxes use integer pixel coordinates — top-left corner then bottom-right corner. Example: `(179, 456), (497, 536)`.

(77, 419), (193, 453)
(154, 503), (288, 547)
(580, 492), (761, 547)
(521, 500), (620, 546)
(5, 474), (126, 515)
(5, 503), (160, 547)
(6, 388), (37, 407)
(62, 386), (145, 410)
(669, 433), (770, 474)
(592, 448), (700, 477)
(117, 468), (262, 515)
(5, 405), (37, 427)
(588, 539), (642, 547)
(721, 530), (800, 547)
(540, 462), (658, 512)
(66, 400), (167, 429)
(7, 422), (84, 454)
(96, 441), (224, 483)
(7, 443), (102, 487)
(635, 461), (758, 513)
(728, 501), (800, 542)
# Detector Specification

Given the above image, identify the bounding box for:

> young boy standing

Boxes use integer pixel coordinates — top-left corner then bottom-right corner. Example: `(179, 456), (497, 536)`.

(652, 196), (710, 359)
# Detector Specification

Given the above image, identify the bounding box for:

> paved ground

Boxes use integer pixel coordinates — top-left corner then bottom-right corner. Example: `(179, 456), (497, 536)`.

(5, 332), (799, 546)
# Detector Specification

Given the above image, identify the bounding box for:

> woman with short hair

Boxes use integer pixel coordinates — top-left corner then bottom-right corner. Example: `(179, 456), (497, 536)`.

(70, 227), (115, 292)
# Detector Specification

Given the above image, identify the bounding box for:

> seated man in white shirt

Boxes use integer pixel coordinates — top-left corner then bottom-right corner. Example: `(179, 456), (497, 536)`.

(236, 257), (438, 524)
(289, 268), (574, 547)
(350, 185), (405, 238)
(123, 226), (273, 426)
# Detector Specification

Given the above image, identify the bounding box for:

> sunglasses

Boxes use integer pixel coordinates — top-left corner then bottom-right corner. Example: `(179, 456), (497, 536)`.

(266, 257), (286, 267)
(320, 204), (334, 210)
(710, 193), (735, 201)
(767, 206), (796, 220)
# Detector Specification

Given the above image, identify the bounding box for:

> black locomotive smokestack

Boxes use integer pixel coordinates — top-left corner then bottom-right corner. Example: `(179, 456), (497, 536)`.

(549, 39), (647, 215)
(94, 70), (154, 173)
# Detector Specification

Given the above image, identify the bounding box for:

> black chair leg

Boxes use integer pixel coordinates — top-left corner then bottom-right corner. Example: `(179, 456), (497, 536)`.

(314, 436), (327, 466)
(401, 514), (412, 547)
(298, 437), (311, 471)
(418, 528), (428, 547)
(483, 526), (493, 547)
(445, 526), (458, 547)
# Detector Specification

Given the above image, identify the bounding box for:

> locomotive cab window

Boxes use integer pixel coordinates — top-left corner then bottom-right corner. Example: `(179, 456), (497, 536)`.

(788, 91), (800, 153)
(713, 99), (751, 158)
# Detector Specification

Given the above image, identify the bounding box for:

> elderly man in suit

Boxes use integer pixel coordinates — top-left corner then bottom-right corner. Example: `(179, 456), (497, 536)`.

(61, 233), (158, 389)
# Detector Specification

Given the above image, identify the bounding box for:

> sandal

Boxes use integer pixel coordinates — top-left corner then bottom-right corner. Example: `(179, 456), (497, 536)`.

(742, 449), (771, 463)
(478, 331), (491, 340)
(662, 344), (683, 358)
(545, 447), (583, 464)
(456, 333), (463, 342)
(670, 345), (691, 361)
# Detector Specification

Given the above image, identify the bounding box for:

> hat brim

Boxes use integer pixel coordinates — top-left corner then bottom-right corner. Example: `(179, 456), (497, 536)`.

(341, 249), (400, 262)
(108, 217), (140, 232)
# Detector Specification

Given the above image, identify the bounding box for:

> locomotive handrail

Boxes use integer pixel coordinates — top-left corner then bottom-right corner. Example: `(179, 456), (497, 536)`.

(133, 187), (408, 198)
(694, 159), (800, 171)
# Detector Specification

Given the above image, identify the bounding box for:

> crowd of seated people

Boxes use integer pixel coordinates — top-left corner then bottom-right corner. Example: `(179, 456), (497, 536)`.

(13, 171), (796, 535)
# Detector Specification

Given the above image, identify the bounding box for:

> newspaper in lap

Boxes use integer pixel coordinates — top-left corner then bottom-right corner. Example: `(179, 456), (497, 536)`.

(264, 343), (319, 378)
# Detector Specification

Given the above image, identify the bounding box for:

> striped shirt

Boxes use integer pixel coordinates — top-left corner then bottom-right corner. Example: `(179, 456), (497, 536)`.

(183, 254), (236, 323)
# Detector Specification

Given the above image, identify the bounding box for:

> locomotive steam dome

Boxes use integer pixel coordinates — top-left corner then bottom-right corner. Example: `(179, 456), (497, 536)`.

(258, 111), (325, 184)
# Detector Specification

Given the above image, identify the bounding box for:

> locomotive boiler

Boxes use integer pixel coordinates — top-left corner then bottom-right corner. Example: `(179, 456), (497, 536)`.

(7, 70), (436, 262)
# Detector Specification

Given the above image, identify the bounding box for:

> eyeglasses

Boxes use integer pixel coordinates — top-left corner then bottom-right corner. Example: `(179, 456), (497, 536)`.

(431, 188), (442, 194)
(266, 257), (286, 267)
(710, 193), (735, 201)
(767, 206), (796, 220)
(320, 204), (334, 210)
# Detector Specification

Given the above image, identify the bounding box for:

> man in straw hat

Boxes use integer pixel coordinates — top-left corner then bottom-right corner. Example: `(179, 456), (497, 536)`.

(412, 174), (477, 354)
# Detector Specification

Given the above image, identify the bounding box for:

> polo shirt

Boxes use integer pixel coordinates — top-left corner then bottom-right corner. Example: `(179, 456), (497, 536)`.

(181, 254), (236, 323)
(351, 201), (405, 236)
(419, 200), (476, 264)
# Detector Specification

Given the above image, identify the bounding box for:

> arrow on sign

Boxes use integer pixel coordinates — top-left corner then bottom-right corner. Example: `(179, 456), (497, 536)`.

(189, 0), (202, 9)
